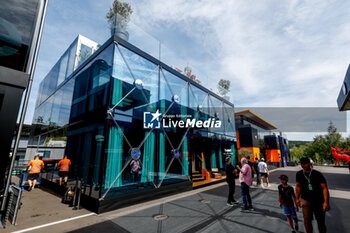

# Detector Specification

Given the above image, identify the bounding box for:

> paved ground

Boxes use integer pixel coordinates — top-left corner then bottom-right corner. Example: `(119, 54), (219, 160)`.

(4, 166), (350, 233)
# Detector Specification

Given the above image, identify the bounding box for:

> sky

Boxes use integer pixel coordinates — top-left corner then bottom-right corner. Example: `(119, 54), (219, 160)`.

(24, 0), (350, 140)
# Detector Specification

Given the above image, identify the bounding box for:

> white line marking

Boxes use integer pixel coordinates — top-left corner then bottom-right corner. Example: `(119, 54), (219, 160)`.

(12, 213), (96, 233)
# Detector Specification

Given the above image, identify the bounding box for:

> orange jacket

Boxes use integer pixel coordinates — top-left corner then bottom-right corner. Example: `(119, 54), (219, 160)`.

(28, 160), (44, 174)
(58, 158), (71, 172)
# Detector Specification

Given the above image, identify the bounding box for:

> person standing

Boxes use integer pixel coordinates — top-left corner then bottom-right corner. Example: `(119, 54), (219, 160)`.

(253, 157), (260, 185)
(57, 155), (71, 186)
(258, 158), (270, 188)
(278, 174), (299, 233)
(225, 157), (239, 206)
(236, 158), (253, 212)
(247, 156), (256, 180)
(26, 155), (44, 191)
(295, 158), (330, 233)
(130, 159), (141, 183)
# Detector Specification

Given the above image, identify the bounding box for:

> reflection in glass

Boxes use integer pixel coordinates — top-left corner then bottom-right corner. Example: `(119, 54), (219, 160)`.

(0, 0), (40, 71)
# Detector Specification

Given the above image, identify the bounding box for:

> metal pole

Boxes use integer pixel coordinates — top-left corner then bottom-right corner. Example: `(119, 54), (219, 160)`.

(1, 0), (48, 211)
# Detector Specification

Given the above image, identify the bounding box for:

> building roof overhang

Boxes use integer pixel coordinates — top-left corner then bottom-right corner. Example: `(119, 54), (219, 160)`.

(235, 110), (277, 130)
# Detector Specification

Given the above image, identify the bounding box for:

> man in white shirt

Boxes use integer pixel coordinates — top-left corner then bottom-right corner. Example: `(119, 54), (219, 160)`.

(258, 158), (270, 188)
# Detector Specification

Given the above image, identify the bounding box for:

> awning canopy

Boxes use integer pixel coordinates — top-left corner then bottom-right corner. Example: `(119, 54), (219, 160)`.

(235, 110), (277, 130)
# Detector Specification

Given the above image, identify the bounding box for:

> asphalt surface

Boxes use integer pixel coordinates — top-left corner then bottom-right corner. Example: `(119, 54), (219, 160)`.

(5, 166), (350, 233)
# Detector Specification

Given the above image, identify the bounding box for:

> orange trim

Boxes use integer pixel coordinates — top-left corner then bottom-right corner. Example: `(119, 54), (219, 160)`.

(266, 149), (281, 162)
(238, 147), (260, 162)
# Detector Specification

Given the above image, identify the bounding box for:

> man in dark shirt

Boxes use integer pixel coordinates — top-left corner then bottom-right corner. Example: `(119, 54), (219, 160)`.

(225, 157), (239, 206)
(295, 158), (330, 233)
(247, 156), (256, 180)
(253, 157), (260, 185)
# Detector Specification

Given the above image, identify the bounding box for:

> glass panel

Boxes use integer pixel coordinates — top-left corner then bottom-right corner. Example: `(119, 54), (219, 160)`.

(224, 103), (236, 137)
(160, 69), (188, 116)
(0, 0), (41, 72)
(77, 43), (93, 67)
(189, 84), (209, 132)
(112, 45), (134, 84)
(58, 78), (74, 126)
(71, 44), (113, 120)
(209, 95), (225, 135)
(66, 41), (78, 77)
(57, 52), (68, 87)
(111, 44), (159, 118)
(66, 124), (104, 199)
(50, 89), (63, 127)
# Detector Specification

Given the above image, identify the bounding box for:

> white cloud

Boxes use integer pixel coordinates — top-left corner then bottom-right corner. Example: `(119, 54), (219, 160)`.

(25, 0), (350, 140)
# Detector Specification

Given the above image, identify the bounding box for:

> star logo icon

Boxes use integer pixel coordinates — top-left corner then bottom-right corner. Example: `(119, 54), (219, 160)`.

(143, 110), (162, 129)
(151, 109), (161, 122)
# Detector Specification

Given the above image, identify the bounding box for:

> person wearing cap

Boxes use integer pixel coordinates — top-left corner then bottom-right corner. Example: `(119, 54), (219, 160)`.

(236, 158), (253, 212)
(295, 157), (330, 233)
(258, 158), (270, 188)
(225, 157), (239, 206)
(278, 174), (299, 233)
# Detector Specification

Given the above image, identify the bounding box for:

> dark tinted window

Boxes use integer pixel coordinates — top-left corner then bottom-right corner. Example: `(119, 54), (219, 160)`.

(0, 0), (41, 72)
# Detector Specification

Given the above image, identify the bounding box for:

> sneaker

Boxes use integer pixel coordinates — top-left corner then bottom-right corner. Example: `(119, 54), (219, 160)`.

(227, 202), (234, 207)
(248, 206), (254, 211)
(267, 184), (271, 187)
(294, 223), (299, 231)
(240, 207), (249, 212)
(260, 184), (264, 188)
(232, 200), (239, 205)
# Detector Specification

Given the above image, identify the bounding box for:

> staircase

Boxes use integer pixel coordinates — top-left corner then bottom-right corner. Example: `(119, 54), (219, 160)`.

(191, 171), (205, 182)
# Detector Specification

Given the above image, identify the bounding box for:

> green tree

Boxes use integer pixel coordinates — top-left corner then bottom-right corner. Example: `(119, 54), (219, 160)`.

(106, 0), (133, 30)
(290, 145), (307, 161)
(238, 149), (253, 158)
(217, 79), (231, 96)
(303, 122), (342, 163)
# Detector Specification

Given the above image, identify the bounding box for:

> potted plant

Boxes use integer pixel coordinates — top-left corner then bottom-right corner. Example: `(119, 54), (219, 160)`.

(217, 79), (231, 101)
(106, 0), (133, 41)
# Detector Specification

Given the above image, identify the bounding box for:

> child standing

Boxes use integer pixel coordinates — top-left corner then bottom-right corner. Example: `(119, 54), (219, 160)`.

(278, 174), (299, 233)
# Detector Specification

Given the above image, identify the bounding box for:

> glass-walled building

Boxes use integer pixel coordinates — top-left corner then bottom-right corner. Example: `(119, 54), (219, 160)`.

(27, 35), (236, 213)
(25, 35), (99, 161)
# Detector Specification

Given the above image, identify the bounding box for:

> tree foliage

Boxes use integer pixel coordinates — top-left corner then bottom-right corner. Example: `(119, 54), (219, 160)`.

(238, 149), (253, 158)
(106, 0), (133, 29)
(294, 121), (345, 164)
(290, 145), (307, 162)
(217, 79), (231, 96)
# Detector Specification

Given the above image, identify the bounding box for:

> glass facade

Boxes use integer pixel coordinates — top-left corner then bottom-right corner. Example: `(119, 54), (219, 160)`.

(28, 35), (236, 203)
(0, 0), (41, 72)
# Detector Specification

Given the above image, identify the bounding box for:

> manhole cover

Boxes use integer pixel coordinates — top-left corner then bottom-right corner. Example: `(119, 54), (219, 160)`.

(200, 200), (211, 204)
(153, 214), (169, 221)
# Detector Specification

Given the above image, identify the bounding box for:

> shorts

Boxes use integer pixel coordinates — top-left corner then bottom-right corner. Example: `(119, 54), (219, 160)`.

(300, 198), (325, 225)
(282, 205), (297, 217)
(28, 173), (39, 181)
(59, 171), (69, 178)
(260, 172), (268, 178)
